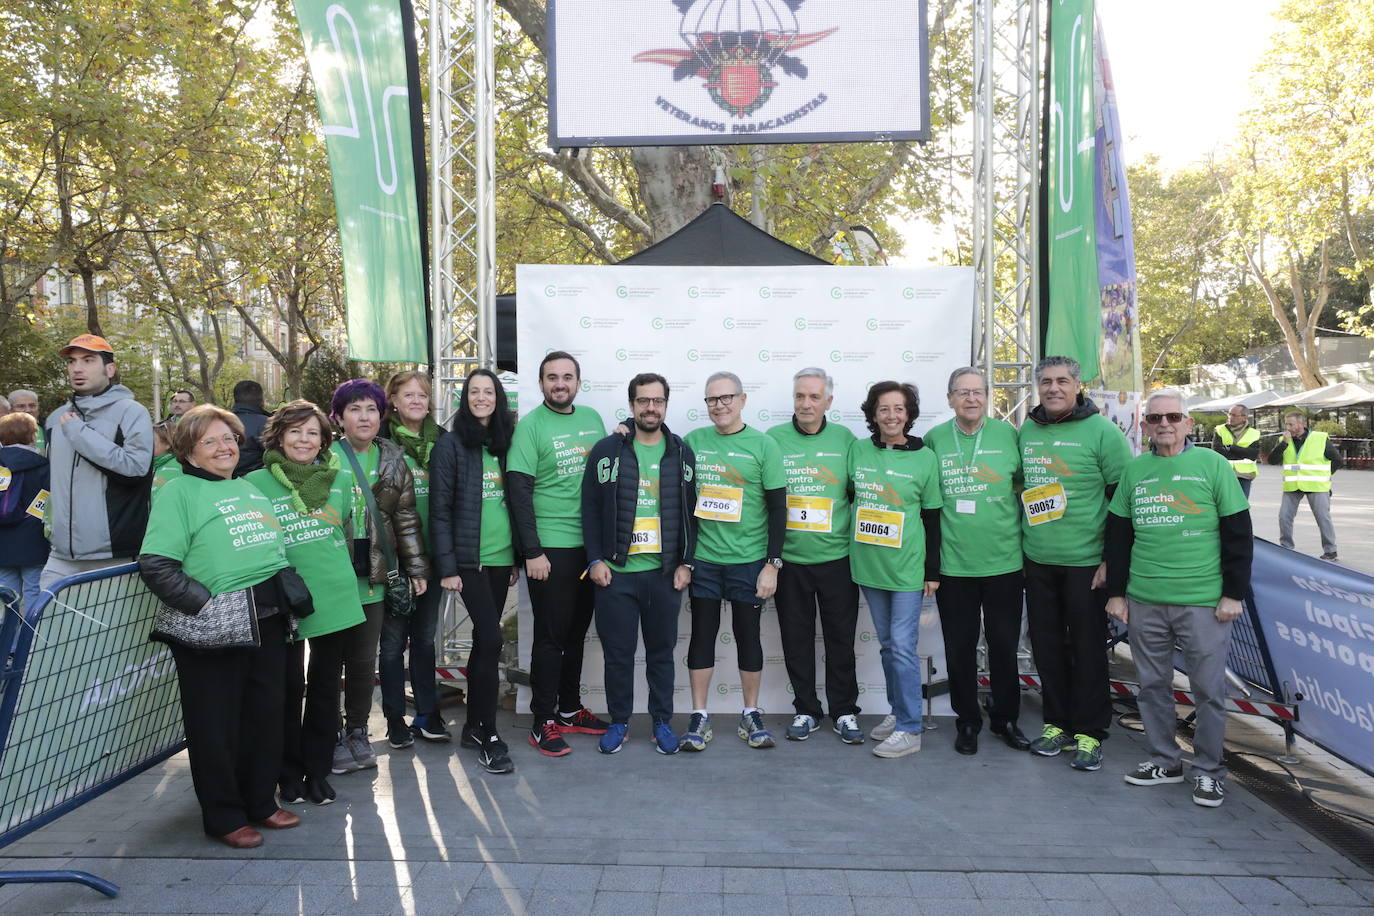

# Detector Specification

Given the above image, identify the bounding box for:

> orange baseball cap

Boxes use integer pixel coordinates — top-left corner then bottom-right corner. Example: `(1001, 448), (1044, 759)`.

(59, 334), (114, 356)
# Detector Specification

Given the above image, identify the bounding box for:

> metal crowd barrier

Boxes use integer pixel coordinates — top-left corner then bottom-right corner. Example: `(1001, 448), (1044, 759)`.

(0, 564), (186, 899)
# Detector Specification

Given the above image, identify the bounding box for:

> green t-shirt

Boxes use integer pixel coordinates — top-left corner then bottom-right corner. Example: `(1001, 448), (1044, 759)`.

(246, 469), (367, 639)
(402, 453), (431, 549)
(766, 419), (856, 566)
(479, 448), (516, 567)
(140, 474), (287, 598)
(152, 453), (183, 496)
(608, 438), (667, 574)
(684, 424), (786, 565)
(924, 417), (1023, 577)
(332, 440), (383, 604)
(507, 403), (605, 549)
(847, 438), (943, 592)
(1019, 411), (1132, 567)
(1108, 445), (1249, 607)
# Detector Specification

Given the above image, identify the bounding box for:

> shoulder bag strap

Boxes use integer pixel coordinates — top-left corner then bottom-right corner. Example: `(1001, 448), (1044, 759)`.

(340, 440), (400, 577)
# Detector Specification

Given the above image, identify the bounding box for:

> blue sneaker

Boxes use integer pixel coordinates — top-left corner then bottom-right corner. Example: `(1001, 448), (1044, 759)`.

(653, 720), (679, 755)
(680, 712), (712, 751)
(598, 722), (629, 754)
(738, 710), (775, 749)
(786, 714), (818, 741)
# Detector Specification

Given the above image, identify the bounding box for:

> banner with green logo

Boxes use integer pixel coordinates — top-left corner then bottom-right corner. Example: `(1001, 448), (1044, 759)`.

(1044, 0), (1100, 382)
(293, 0), (428, 363)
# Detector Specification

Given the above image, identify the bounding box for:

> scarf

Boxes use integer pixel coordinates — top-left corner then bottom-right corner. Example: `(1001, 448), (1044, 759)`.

(264, 448), (340, 516)
(390, 415), (441, 470)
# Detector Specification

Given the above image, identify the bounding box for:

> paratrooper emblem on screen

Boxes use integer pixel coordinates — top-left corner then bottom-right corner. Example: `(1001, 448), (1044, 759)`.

(635, 0), (835, 120)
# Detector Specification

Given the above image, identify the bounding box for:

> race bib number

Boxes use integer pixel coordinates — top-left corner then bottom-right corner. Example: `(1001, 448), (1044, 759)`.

(628, 516), (662, 554)
(0, 468), (10, 492)
(786, 495), (833, 533)
(27, 489), (49, 521)
(695, 484), (743, 523)
(854, 506), (903, 549)
(1021, 482), (1067, 526)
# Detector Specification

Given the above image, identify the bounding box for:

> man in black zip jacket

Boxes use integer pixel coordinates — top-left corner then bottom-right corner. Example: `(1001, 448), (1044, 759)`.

(581, 373), (696, 756)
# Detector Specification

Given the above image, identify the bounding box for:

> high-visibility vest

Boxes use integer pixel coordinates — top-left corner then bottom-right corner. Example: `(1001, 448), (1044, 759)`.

(1282, 431), (1333, 493)
(1215, 424), (1260, 477)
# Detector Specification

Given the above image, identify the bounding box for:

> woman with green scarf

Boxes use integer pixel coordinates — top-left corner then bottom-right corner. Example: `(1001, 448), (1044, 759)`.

(247, 400), (366, 806)
(379, 371), (449, 747)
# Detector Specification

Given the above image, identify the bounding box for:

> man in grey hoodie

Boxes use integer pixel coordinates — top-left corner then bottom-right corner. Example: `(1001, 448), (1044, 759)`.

(40, 335), (154, 590)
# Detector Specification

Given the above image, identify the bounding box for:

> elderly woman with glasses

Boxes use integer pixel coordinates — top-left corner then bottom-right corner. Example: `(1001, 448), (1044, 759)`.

(138, 404), (313, 849)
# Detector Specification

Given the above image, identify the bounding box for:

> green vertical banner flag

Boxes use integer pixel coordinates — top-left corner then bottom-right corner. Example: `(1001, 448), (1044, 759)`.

(293, 0), (428, 363)
(1045, 0), (1100, 382)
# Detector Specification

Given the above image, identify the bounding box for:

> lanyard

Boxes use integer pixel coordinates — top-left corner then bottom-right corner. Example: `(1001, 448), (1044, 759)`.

(954, 421), (985, 475)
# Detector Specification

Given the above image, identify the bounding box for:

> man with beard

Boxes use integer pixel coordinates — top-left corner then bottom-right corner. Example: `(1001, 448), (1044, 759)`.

(581, 373), (696, 755)
(508, 351), (611, 755)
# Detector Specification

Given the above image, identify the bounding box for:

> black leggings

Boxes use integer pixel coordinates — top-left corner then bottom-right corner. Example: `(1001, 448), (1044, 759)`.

(459, 566), (512, 733)
(687, 597), (763, 671)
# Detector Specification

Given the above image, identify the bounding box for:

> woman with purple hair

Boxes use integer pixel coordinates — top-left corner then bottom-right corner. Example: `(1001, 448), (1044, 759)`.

(327, 379), (430, 775)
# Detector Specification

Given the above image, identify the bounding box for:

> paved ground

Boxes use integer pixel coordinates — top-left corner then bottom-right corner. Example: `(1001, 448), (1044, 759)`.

(1, 471), (1372, 915)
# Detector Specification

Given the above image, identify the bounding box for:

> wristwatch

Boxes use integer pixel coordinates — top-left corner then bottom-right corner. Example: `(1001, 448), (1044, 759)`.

(766, 557), (784, 570)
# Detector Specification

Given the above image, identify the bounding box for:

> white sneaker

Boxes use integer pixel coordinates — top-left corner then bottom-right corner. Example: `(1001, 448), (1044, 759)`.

(869, 714), (897, 741)
(872, 730), (922, 759)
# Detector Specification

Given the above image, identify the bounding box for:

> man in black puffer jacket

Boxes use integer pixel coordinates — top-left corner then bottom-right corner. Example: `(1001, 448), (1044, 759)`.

(581, 373), (696, 756)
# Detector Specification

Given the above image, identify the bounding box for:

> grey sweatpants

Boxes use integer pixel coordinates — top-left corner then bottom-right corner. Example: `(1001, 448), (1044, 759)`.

(1127, 600), (1234, 779)
(1278, 490), (1337, 556)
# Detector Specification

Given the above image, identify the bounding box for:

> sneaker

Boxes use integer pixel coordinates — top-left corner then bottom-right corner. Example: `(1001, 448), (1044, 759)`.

(304, 776), (335, 805)
(1069, 734), (1102, 771)
(331, 733), (361, 774)
(833, 714), (865, 745)
(1124, 761), (1185, 786)
(345, 727), (377, 769)
(557, 707), (610, 735)
(477, 734), (514, 774)
(387, 717), (414, 749)
(680, 712), (712, 751)
(412, 713), (452, 742)
(872, 730), (922, 758)
(737, 710), (775, 749)
(278, 780), (306, 805)
(599, 722), (629, 754)
(529, 719), (571, 757)
(870, 714), (897, 741)
(653, 720), (680, 755)
(1321, 552), (1339, 562)
(1193, 774), (1225, 807)
(787, 714), (818, 741)
(459, 723), (485, 749)
(1029, 724), (1075, 757)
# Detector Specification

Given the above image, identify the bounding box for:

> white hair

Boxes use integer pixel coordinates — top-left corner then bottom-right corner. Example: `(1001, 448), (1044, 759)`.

(793, 367), (833, 397)
(704, 371), (743, 394)
(1144, 388), (1188, 415)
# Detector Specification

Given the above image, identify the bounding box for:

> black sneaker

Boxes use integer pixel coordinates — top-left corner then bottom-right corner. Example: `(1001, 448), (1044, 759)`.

(460, 723), (485, 749)
(1124, 761), (1185, 786)
(529, 719), (571, 757)
(387, 717), (415, 749)
(477, 734), (515, 774)
(279, 780), (306, 805)
(304, 776), (336, 806)
(412, 712), (452, 742)
(557, 707), (610, 735)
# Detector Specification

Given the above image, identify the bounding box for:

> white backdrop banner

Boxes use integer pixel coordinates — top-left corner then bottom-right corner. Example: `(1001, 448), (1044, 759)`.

(512, 263), (974, 716)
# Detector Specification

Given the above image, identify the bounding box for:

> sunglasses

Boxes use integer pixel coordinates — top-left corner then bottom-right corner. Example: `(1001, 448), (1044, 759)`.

(1144, 412), (1186, 424)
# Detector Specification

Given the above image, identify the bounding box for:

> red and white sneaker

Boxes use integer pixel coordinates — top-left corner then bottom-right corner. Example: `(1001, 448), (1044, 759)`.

(528, 719), (571, 757)
(556, 707), (610, 735)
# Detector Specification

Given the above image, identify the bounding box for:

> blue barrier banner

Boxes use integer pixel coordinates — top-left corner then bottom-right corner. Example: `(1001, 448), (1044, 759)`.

(1250, 539), (1374, 773)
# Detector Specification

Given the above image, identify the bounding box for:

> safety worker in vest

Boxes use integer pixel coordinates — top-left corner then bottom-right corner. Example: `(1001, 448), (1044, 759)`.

(1267, 410), (1342, 562)
(1211, 404), (1260, 497)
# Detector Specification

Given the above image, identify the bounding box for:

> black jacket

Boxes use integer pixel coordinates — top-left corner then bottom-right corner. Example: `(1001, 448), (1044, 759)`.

(429, 430), (520, 575)
(232, 403), (269, 476)
(581, 426), (697, 570)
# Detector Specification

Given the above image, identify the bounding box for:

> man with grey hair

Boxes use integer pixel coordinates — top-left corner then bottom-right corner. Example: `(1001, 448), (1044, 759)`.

(1106, 388), (1251, 807)
(767, 368), (863, 744)
(7, 389), (41, 452)
(1211, 403), (1260, 497)
(1019, 356), (1131, 771)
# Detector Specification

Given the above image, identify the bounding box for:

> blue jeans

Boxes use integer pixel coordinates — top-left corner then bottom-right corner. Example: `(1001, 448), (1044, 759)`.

(861, 586), (924, 734)
(379, 577), (443, 721)
(0, 566), (43, 614)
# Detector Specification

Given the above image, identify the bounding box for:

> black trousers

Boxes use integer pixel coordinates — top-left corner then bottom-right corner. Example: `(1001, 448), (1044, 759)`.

(775, 557), (860, 721)
(935, 571), (1025, 731)
(170, 613), (288, 837)
(526, 546), (595, 720)
(340, 600), (384, 730)
(594, 568), (681, 723)
(459, 566), (512, 732)
(281, 627), (351, 785)
(1023, 558), (1112, 740)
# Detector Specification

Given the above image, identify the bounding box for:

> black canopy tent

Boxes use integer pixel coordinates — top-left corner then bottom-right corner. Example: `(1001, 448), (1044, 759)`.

(495, 203), (828, 370)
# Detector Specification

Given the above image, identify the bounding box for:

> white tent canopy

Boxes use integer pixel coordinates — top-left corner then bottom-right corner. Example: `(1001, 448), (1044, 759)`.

(1188, 390), (1284, 413)
(1265, 382), (1374, 409)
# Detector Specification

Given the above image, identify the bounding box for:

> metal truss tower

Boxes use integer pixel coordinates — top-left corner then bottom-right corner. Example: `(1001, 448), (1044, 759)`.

(424, 0), (497, 425)
(973, 0), (1041, 421)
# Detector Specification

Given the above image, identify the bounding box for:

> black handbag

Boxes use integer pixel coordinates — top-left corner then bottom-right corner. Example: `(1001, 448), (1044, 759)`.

(340, 441), (415, 618)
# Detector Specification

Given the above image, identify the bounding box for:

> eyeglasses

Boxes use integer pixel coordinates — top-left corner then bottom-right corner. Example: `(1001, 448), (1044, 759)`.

(1144, 412), (1186, 425)
(951, 388), (987, 399)
(704, 394), (738, 407)
(634, 397), (667, 408)
(198, 434), (241, 448)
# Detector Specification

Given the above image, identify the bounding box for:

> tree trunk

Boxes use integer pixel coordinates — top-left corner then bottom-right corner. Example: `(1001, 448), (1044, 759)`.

(630, 147), (716, 241)
(77, 264), (104, 337)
